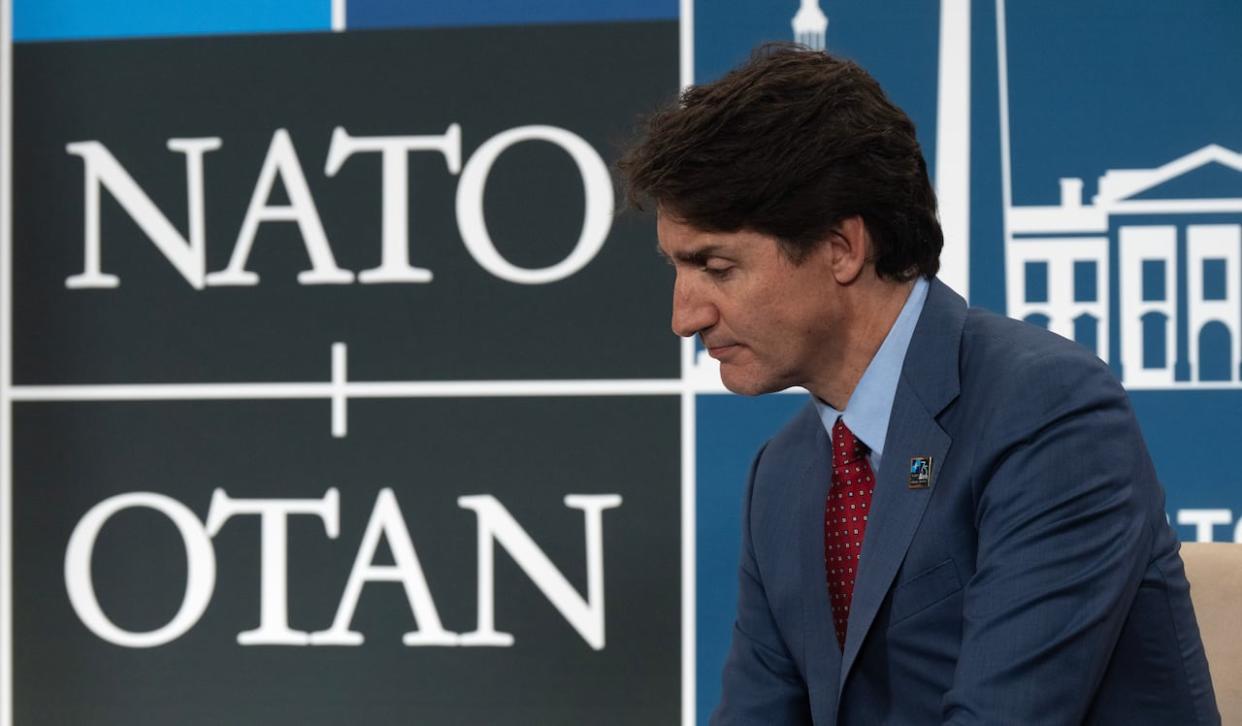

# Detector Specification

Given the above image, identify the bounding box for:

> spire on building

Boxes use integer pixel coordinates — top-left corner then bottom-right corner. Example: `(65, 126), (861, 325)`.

(792, 0), (829, 51)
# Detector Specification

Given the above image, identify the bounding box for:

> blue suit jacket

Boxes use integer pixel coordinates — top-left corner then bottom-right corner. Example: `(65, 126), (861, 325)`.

(712, 279), (1219, 725)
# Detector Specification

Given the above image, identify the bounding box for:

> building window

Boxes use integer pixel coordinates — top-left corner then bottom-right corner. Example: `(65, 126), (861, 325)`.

(1073, 260), (1098, 302)
(1198, 321), (1233, 381)
(1024, 313), (1050, 330)
(1074, 313), (1098, 355)
(1025, 261), (1049, 303)
(1141, 311), (1168, 369)
(1142, 259), (1166, 301)
(1203, 258), (1227, 301)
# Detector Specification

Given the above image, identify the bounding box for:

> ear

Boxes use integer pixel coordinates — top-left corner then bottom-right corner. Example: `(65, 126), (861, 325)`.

(827, 215), (870, 285)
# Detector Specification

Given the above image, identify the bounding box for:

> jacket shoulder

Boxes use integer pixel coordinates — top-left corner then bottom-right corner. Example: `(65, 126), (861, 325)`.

(962, 305), (1103, 364)
(959, 306), (1119, 394)
(954, 306), (1138, 463)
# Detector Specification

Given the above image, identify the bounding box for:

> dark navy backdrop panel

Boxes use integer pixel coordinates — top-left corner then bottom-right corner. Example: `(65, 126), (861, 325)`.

(13, 29), (679, 385)
(7, 3), (682, 723)
(14, 397), (681, 724)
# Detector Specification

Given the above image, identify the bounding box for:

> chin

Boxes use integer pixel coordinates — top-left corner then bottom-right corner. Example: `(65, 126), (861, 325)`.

(719, 369), (785, 397)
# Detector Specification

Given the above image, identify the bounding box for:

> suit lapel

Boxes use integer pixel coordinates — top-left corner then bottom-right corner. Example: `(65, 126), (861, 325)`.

(794, 414), (842, 721)
(837, 278), (966, 692)
(837, 386), (950, 684)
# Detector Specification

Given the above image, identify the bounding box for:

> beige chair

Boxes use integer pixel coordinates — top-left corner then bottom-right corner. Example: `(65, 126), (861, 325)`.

(1181, 542), (1242, 724)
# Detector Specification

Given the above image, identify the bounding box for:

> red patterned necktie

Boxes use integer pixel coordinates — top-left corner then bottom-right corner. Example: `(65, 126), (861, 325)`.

(825, 417), (875, 649)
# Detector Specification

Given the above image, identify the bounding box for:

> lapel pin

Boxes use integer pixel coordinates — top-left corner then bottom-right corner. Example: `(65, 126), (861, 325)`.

(908, 456), (933, 489)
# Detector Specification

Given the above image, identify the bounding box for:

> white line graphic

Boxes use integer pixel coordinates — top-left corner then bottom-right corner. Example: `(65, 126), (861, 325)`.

(935, 0), (971, 299)
(332, 0), (346, 32)
(996, 0), (1014, 310)
(1, 0), (13, 717)
(680, 4), (697, 725)
(331, 341), (348, 436)
(9, 346), (686, 436)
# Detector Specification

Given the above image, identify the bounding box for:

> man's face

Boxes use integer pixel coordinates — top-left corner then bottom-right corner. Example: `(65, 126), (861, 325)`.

(657, 214), (844, 396)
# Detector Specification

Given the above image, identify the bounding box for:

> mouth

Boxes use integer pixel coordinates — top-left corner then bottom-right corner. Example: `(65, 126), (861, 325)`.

(706, 343), (742, 360)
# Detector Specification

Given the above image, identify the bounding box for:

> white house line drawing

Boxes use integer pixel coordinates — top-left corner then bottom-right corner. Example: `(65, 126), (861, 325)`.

(792, 0), (828, 51)
(988, 0), (1242, 390)
(1007, 145), (1242, 389)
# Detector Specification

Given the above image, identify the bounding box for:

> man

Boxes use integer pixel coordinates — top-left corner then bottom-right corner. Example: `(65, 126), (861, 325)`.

(618, 46), (1219, 724)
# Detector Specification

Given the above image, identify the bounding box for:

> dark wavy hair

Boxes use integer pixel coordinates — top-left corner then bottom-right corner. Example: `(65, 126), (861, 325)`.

(618, 43), (942, 280)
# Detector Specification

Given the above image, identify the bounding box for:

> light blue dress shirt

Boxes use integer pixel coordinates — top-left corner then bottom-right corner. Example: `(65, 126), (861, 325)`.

(813, 276), (930, 475)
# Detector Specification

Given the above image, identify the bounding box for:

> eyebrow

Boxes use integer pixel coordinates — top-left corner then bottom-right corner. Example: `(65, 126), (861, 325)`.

(656, 243), (726, 265)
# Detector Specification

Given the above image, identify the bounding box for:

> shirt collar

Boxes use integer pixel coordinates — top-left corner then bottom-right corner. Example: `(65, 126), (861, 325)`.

(813, 276), (930, 458)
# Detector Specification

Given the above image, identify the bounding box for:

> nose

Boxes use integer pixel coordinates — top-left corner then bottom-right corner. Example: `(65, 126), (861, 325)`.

(671, 272), (717, 338)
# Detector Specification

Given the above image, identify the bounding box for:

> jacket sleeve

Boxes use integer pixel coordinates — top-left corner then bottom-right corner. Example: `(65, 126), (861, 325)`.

(942, 352), (1158, 724)
(711, 443), (813, 726)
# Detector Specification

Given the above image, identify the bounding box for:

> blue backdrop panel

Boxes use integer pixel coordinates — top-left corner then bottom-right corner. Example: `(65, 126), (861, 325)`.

(14, 0), (330, 41)
(1006, 1), (1242, 207)
(694, 0), (939, 168)
(696, 394), (810, 723)
(693, 1), (1242, 722)
(348, 0), (677, 30)
(1133, 390), (1242, 536)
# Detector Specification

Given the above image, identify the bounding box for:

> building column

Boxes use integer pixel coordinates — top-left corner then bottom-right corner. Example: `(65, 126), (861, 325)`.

(1109, 222), (1123, 381)
(1175, 224), (1191, 382)
(1237, 224), (1242, 381)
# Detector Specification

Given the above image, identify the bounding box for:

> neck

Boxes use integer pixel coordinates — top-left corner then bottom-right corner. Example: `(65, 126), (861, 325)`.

(808, 277), (915, 410)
